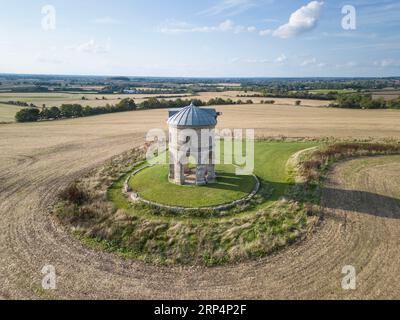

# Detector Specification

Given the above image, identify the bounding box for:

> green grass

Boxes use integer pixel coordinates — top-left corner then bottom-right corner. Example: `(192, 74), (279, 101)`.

(0, 103), (26, 122)
(56, 141), (321, 265)
(130, 164), (256, 208)
(252, 141), (317, 201)
(56, 141), (400, 265)
(112, 141), (319, 216)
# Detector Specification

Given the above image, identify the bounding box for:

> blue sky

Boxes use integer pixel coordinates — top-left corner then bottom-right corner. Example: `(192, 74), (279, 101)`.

(0, 0), (399, 77)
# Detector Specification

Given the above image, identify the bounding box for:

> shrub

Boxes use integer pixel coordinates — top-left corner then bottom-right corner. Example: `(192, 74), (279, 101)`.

(15, 108), (40, 122)
(60, 183), (88, 205)
(60, 104), (83, 118)
(40, 106), (61, 120)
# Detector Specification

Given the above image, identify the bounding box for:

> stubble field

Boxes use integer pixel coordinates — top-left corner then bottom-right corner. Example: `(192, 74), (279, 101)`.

(0, 91), (332, 123)
(0, 101), (400, 299)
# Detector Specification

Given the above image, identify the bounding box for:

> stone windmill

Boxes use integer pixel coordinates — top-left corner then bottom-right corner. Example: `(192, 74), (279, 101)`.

(167, 102), (220, 185)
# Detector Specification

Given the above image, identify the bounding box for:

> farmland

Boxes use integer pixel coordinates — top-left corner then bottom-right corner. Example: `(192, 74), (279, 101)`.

(0, 103), (26, 123)
(0, 76), (400, 299)
(0, 90), (333, 123)
(0, 98), (400, 298)
(2, 0), (400, 302)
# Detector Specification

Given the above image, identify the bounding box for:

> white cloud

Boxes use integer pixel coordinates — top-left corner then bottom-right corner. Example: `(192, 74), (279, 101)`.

(374, 59), (400, 67)
(159, 19), (256, 35)
(70, 39), (111, 54)
(228, 57), (241, 64)
(300, 57), (327, 67)
(259, 29), (272, 36)
(200, 0), (257, 16)
(301, 57), (317, 66)
(229, 56), (291, 64)
(244, 58), (271, 63)
(275, 54), (288, 63)
(219, 19), (235, 31)
(91, 17), (122, 25)
(273, 1), (324, 39)
(344, 61), (357, 67)
(35, 53), (64, 64)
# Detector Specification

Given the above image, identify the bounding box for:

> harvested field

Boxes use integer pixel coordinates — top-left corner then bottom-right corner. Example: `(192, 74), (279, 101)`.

(0, 104), (400, 299)
(0, 92), (192, 109)
(372, 90), (400, 100)
(1, 103), (399, 140)
(0, 90), (352, 124)
(0, 103), (26, 123)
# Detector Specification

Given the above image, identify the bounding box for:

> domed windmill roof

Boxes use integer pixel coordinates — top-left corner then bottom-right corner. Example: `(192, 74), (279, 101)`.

(167, 102), (218, 127)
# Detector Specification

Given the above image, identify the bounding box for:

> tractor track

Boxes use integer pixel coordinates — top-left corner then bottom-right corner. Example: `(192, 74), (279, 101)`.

(0, 122), (399, 299)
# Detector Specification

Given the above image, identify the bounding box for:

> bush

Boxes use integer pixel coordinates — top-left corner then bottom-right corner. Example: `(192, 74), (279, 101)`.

(334, 93), (395, 109)
(40, 106), (61, 120)
(115, 98), (136, 111)
(60, 104), (83, 118)
(264, 100), (275, 104)
(60, 183), (88, 205)
(15, 108), (40, 122)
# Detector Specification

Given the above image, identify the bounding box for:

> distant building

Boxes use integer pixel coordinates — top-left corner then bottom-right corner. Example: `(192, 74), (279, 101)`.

(123, 89), (137, 94)
(167, 102), (220, 185)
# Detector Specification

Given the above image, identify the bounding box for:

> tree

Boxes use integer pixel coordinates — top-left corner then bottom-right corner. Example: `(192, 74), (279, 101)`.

(83, 106), (94, 116)
(49, 106), (61, 119)
(60, 104), (83, 118)
(15, 108), (40, 122)
(116, 98), (137, 111)
(387, 98), (400, 109)
(41, 106), (61, 120)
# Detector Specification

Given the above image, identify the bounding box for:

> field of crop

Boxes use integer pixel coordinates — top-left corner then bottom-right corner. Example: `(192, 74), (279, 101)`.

(372, 90), (400, 100)
(308, 89), (356, 94)
(0, 92), (192, 110)
(290, 89), (357, 95)
(0, 103), (27, 123)
(0, 90), (331, 116)
(0, 100), (400, 299)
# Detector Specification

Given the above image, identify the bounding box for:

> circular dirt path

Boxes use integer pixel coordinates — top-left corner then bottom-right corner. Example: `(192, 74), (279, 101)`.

(0, 129), (399, 299)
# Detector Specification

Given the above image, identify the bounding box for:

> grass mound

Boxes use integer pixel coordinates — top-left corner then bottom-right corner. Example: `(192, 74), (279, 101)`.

(53, 141), (333, 265)
(129, 164), (256, 208)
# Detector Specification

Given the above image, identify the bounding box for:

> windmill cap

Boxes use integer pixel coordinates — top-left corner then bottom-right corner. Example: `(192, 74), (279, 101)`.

(167, 102), (218, 127)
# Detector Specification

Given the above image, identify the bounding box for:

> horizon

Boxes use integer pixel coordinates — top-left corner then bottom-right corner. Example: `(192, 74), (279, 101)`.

(1, 72), (400, 80)
(1, 0), (400, 77)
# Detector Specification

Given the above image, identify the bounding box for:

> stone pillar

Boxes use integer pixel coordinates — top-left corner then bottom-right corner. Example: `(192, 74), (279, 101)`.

(196, 164), (207, 185)
(206, 140), (216, 183)
(174, 163), (184, 185)
(169, 164), (175, 180)
(207, 164), (216, 183)
(169, 148), (175, 180)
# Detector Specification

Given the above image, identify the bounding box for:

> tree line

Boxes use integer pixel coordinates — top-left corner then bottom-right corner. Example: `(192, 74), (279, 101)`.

(330, 94), (400, 109)
(15, 98), (137, 123)
(15, 97), (247, 123)
(139, 97), (253, 110)
(239, 90), (339, 101)
(3, 100), (38, 108)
